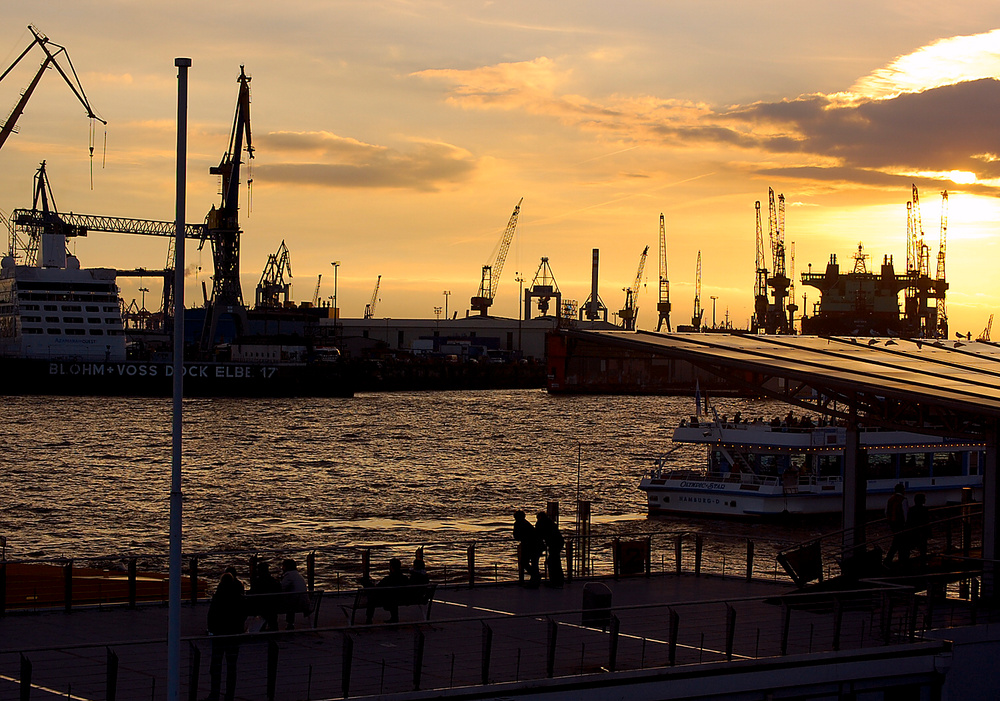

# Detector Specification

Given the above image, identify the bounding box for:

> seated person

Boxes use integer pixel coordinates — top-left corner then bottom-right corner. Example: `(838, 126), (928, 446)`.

(366, 557), (409, 624)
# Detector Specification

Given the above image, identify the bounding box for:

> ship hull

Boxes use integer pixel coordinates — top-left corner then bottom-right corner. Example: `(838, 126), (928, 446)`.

(0, 358), (353, 397)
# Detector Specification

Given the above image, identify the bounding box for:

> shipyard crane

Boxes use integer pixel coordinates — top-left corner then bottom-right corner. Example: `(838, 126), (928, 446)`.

(471, 198), (522, 316)
(656, 214), (672, 332)
(979, 314), (993, 343)
(255, 240), (293, 308)
(200, 66), (254, 349)
(691, 251), (703, 330)
(752, 200), (768, 333)
(936, 191), (949, 338)
(0, 26), (105, 155)
(525, 257), (561, 319)
(618, 245), (649, 331)
(765, 189), (791, 334)
(311, 274), (322, 306)
(364, 275), (382, 319)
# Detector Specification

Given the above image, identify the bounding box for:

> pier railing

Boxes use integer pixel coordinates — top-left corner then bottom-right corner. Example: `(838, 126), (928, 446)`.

(0, 581), (967, 700)
(0, 525), (802, 614)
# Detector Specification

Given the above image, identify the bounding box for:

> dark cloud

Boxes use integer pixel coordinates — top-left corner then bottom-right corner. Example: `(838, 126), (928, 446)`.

(254, 132), (478, 191)
(724, 79), (1000, 183)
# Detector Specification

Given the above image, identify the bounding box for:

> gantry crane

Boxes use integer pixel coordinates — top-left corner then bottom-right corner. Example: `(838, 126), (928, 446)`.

(471, 198), (522, 316)
(656, 214), (672, 332)
(364, 275), (382, 319)
(255, 240), (293, 308)
(618, 245), (649, 331)
(691, 251), (703, 330)
(0, 26), (105, 155)
(524, 257), (561, 319)
(765, 188), (791, 334)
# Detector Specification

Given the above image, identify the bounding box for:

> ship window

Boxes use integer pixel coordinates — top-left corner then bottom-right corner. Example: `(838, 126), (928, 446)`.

(88, 329), (104, 335)
(64, 317), (84, 323)
(22, 316), (41, 323)
(88, 318), (102, 324)
(969, 452), (980, 475)
(44, 304), (57, 311)
(816, 455), (841, 477)
(65, 328), (85, 335)
(105, 318), (120, 324)
(45, 316), (59, 322)
(62, 305), (82, 312)
(867, 453), (895, 480)
(22, 304), (38, 310)
(46, 328), (61, 334)
(932, 452), (962, 477)
(901, 453), (930, 478)
(103, 306), (117, 313)
(86, 306), (99, 312)
(23, 328), (42, 334)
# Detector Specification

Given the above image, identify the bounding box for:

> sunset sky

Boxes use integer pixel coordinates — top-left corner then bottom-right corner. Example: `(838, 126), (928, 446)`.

(3, 2), (1000, 336)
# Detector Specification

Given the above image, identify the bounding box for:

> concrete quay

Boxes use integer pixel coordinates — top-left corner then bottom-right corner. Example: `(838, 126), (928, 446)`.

(0, 572), (986, 700)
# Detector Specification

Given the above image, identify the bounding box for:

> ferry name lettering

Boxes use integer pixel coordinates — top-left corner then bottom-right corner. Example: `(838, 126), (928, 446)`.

(679, 480), (726, 490)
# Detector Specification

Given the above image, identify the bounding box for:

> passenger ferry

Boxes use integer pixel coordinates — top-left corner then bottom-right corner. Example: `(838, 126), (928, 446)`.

(639, 414), (983, 517)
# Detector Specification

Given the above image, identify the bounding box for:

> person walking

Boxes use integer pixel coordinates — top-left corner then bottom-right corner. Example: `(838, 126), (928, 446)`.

(204, 571), (246, 701)
(512, 510), (542, 588)
(535, 511), (565, 587)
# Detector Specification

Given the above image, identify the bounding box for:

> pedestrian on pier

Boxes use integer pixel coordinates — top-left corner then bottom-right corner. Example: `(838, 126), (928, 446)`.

(366, 557), (409, 624)
(205, 571), (246, 701)
(512, 510), (542, 588)
(249, 562), (282, 631)
(280, 559), (310, 629)
(410, 548), (430, 586)
(535, 511), (565, 588)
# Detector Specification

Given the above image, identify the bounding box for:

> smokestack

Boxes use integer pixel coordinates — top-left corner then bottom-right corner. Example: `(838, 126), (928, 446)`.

(589, 248), (600, 320)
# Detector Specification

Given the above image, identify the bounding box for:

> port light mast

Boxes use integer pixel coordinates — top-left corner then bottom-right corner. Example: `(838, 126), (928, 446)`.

(656, 214), (672, 332)
(691, 250), (703, 330)
(471, 198), (522, 316)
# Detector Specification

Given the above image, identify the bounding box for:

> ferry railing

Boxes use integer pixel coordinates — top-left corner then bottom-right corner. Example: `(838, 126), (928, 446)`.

(0, 526), (805, 615)
(0, 581), (959, 700)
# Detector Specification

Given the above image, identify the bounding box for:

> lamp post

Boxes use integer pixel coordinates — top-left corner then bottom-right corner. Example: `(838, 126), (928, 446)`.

(138, 286), (149, 311)
(331, 261), (340, 319)
(514, 273), (524, 355)
(443, 290), (451, 319)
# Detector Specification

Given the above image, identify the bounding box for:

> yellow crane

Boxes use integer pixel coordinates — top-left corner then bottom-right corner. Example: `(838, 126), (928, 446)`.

(656, 214), (672, 332)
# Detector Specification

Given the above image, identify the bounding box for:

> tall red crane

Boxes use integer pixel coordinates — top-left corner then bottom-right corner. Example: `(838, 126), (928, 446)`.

(471, 198), (522, 316)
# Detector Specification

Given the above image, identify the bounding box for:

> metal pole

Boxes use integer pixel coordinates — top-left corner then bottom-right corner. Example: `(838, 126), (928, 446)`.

(168, 56), (191, 701)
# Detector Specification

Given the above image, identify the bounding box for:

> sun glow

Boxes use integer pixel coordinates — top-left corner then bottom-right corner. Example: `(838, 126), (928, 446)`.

(948, 170), (977, 185)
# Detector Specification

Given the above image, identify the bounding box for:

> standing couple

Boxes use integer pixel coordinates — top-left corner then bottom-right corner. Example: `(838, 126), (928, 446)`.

(512, 510), (564, 588)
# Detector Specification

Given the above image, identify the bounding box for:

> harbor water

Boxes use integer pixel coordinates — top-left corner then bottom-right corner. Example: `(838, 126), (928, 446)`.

(1, 390), (837, 565)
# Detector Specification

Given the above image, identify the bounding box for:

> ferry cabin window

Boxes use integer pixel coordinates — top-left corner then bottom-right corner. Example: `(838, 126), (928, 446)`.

(969, 451), (980, 475)
(64, 317), (84, 324)
(62, 305), (82, 312)
(22, 304), (38, 310)
(88, 329), (104, 335)
(22, 316), (41, 323)
(45, 316), (59, 323)
(88, 318), (101, 324)
(901, 453), (931, 478)
(103, 306), (117, 313)
(867, 453), (895, 480)
(85, 306), (99, 312)
(44, 305), (56, 311)
(932, 452), (963, 477)
(46, 328), (61, 334)
(816, 454), (841, 477)
(23, 328), (42, 334)
(65, 329), (85, 335)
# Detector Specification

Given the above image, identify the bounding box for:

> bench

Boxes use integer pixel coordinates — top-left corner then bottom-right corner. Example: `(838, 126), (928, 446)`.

(342, 583), (437, 625)
(245, 589), (324, 629)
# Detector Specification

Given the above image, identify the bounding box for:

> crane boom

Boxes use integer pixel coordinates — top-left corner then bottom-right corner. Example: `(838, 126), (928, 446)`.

(0, 26), (105, 153)
(364, 275), (382, 319)
(692, 250), (703, 330)
(471, 198), (522, 316)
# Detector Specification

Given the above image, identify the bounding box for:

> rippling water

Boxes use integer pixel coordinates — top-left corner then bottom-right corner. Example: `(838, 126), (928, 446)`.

(1, 390), (832, 562)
